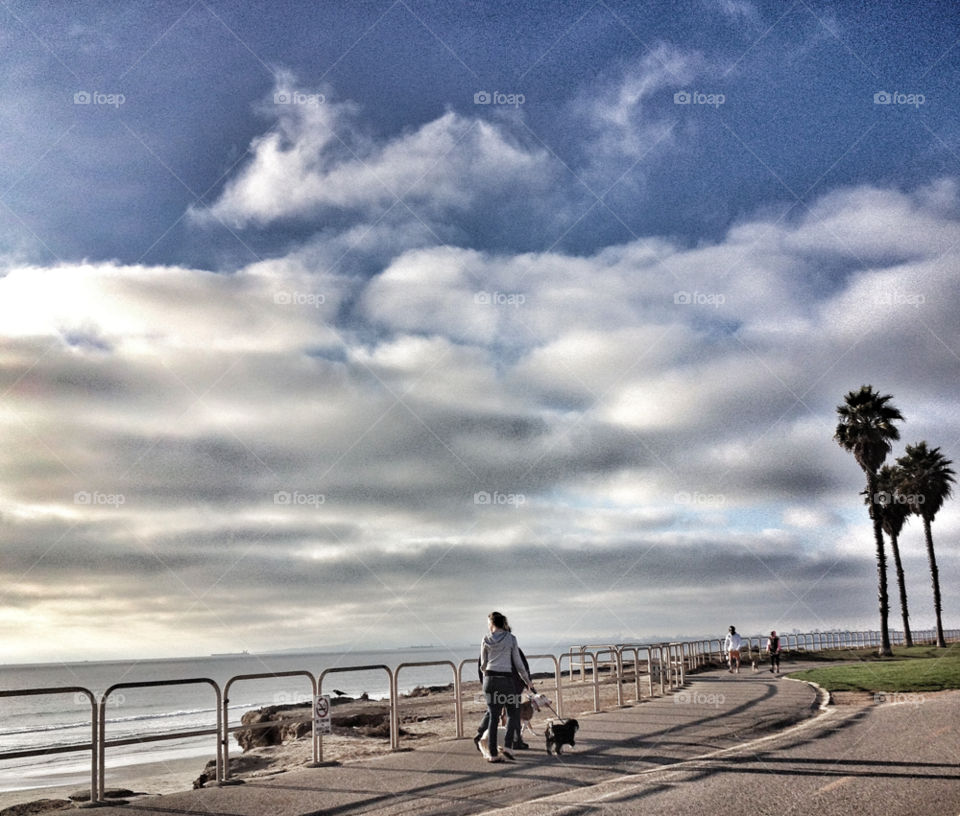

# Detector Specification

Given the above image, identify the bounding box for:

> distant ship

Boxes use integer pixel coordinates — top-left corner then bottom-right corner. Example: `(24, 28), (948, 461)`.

(210, 650), (250, 656)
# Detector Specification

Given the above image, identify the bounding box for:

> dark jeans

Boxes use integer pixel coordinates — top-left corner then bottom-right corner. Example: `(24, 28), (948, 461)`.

(479, 676), (520, 756)
(770, 653), (780, 670)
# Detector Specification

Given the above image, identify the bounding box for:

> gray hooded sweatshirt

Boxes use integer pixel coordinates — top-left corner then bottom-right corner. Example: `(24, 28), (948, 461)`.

(480, 630), (531, 686)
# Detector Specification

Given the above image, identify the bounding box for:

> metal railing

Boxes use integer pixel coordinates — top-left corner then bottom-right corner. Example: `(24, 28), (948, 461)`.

(0, 687), (98, 802)
(222, 671), (317, 779)
(4, 627), (960, 800)
(99, 678), (221, 801)
(393, 661), (462, 741)
(318, 665), (393, 755)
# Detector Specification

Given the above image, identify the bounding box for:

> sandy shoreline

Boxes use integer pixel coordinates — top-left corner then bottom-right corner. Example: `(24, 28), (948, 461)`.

(0, 670), (643, 811)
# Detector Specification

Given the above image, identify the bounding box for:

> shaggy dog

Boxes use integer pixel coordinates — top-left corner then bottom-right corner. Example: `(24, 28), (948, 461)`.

(545, 719), (579, 755)
(503, 692), (551, 737)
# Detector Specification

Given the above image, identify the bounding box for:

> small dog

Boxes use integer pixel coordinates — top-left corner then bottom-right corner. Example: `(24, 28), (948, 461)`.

(545, 718), (579, 755)
(751, 659), (758, 673)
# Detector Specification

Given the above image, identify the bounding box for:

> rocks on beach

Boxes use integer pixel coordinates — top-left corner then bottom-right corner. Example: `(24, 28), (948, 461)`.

(194, 689), (437, 788)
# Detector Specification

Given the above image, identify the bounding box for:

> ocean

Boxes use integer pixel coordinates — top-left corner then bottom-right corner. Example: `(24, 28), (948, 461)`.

(0, 645), (489, 795)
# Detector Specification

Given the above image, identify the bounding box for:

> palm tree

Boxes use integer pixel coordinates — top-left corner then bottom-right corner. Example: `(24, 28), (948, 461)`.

(895, 442), (955, 648)
(835, 385), (904, 657)
(874, 465), (913, 647)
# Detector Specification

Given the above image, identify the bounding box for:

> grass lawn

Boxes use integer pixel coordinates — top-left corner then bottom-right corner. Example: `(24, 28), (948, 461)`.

(785, 644), (960, 692)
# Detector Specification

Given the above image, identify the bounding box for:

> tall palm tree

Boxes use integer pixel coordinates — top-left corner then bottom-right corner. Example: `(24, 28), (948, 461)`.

(895, 442), (955, 648)
(874, 465), (913, 648)
(835, 385), (904, 657)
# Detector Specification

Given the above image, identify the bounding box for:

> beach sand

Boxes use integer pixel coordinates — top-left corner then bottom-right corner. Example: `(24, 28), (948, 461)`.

(0, 669), (647, 810)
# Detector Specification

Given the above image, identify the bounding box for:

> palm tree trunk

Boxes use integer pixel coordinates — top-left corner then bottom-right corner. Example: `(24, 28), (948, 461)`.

(868, 472), (893, 656)
(922, 516), (947, 648)
(889, 531), (913, 648)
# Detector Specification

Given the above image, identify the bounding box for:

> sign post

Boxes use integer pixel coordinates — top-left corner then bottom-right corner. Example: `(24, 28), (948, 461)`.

(312, 694), (335, 765)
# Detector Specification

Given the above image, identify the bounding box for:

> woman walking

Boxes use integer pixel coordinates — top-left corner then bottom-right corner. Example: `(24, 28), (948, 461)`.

(476, 611), (531, 762)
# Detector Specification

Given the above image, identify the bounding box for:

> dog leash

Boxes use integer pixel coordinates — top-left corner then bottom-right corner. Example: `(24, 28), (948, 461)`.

(530, 690), (566, 724)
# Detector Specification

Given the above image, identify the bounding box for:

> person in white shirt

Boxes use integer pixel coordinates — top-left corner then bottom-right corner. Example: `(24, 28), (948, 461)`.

(724, 625), (743, 673)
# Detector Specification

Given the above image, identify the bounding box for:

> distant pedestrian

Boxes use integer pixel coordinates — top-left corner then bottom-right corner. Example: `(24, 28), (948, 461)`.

(766, 630), (781, 674)
(724, 625), (743, 673)
(476, 611), (531, 763)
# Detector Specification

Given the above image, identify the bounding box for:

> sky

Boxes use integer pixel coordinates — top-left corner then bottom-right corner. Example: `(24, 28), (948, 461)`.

(1, 0), (959, 664)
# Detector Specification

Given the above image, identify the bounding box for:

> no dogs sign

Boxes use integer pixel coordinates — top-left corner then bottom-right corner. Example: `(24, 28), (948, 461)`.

(314, 694), (332, 734)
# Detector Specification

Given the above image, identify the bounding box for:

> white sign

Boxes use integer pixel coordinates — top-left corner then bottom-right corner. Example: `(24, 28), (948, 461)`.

(314, 694), (331, 735)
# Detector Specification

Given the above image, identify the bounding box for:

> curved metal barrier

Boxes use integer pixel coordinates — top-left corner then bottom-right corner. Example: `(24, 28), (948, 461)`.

(0, 687), (98, 801)
(98, 678), (221, 800)
(222, 671), (317, 780)
(394, 661), (462, 742)
(7, 626), (960, 795)
(318, 665), (393, 754)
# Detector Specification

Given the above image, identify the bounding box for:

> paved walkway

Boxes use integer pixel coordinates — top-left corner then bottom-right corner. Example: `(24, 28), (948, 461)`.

(483, 689), (960, 816)
(116, 666), (820, 816)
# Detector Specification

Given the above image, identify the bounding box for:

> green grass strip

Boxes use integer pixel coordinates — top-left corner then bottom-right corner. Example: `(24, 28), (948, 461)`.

(786, 645), (960, 692)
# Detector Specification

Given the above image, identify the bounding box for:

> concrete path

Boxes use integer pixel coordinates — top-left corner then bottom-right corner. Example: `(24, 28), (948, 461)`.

(116, 666), (821, 816)
(480, 689), (960, 816)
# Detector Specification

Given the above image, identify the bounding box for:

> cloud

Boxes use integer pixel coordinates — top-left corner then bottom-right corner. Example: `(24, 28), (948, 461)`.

(4, 176), (960, 659)
(197, 89), (557, 233)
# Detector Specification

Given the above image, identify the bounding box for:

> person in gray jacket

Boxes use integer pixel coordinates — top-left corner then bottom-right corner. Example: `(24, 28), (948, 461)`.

(477, 611), (532, 762)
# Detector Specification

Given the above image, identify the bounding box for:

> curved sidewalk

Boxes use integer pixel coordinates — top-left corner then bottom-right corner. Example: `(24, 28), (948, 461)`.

(115, 666), (819, 816)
